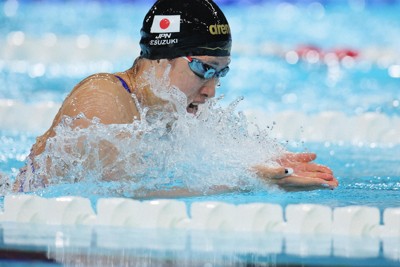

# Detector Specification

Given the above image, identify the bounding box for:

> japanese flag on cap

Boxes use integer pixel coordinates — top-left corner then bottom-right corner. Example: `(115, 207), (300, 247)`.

(150, 15), (181, 33)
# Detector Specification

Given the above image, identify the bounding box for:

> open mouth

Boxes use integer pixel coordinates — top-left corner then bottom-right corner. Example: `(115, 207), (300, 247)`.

(186, 102), (199, 114)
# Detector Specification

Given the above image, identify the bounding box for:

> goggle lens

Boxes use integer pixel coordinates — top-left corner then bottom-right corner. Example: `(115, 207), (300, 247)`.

(185, 57), (229, 79)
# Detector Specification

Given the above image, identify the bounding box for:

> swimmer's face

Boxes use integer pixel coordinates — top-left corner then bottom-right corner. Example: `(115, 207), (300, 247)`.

(168, 56), (231, 114)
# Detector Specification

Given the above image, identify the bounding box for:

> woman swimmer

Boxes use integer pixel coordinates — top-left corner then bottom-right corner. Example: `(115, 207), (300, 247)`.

(14, 0), (338, 195)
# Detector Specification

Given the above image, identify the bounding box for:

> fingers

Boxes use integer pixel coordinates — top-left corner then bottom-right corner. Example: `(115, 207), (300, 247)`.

(275, 175), (338, 191)
(293, 170), (335, 181)
(278, 160), (334, 181)
(289, 162), (333, 176)
(253, 159), (339, 192)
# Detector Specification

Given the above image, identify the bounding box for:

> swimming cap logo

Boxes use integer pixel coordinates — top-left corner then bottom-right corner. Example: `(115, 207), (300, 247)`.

(209, 24), (230, 35)
(151, 15), (181, 33)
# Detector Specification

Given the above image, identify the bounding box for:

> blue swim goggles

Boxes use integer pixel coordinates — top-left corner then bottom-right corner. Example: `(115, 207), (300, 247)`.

(184, 56), (229, 80)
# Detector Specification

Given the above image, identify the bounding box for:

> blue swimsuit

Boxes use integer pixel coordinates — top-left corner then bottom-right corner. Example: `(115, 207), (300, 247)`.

(115, 75), (132, 93)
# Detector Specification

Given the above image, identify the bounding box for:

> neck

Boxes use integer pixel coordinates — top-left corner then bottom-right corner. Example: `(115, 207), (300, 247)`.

(125, 58), (168, 110)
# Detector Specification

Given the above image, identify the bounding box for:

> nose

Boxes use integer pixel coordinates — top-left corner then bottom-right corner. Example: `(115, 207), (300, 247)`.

(199, 78), (218, 99)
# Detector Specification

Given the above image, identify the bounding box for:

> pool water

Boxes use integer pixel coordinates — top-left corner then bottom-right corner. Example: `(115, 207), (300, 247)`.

(1, 0), (400, 266)
(0, 222), (398, 267)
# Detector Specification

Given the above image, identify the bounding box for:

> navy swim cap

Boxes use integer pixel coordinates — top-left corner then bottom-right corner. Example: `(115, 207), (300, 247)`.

(140, 0), (232, 59)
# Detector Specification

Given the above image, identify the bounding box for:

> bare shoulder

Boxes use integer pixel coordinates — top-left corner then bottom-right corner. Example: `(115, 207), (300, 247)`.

(29, 73), (139, 157)
(59, 73), (139, 125)
(72, 73), (125, 94)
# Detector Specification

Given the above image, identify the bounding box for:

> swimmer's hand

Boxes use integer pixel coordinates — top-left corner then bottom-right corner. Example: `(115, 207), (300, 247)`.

(253, 152), (338, 191)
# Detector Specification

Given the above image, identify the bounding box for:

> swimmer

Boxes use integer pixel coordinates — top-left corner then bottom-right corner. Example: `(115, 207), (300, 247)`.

(14, 0), (338, 195)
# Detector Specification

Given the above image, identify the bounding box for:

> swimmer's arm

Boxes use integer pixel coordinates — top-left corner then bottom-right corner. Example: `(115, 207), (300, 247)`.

(133, 152), (340, 198)
(254, 152), (339, 191)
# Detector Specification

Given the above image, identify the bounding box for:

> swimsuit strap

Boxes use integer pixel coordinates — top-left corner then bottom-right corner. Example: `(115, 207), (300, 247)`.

(114, 75), (132, 94)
